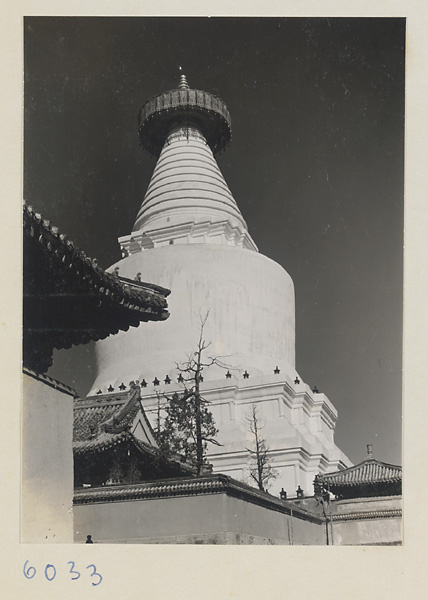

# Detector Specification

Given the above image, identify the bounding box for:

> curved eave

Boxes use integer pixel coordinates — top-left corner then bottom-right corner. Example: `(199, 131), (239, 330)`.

(23, 204), (171, 329)
(319, 459), (402, 488)
(326, 478), (402, 487)
(23, 203), (170, 372)
(73, 430), (131, 455)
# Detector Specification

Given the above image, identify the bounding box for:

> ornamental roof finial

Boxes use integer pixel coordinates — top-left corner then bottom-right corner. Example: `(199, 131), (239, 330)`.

(178, 73), (189, 90)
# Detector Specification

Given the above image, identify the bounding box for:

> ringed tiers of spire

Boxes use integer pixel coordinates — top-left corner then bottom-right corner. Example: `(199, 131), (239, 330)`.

(138, 75), (231, 156)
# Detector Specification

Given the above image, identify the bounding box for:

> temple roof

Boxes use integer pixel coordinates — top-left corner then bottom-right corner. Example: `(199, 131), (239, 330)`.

(73, 383), (196, 483)
(74, 429), (156, 456)
(319, 459), (402, 487)
(316, 456), (402, 499)
(73, 382), (157, 454)
(23, 203), (170, 373)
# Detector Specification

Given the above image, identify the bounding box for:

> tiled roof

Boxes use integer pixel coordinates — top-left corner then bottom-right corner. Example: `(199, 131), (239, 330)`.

(73, 385), (197, 482)
(73, 429), (158, 457)
(74, 430), (130, 454)
(319, 459), (402, 487)
(331, 509), (402, 522)
(24, 202), (170, 314)
(73, 383), (154, 451)
(23, 202), (170, 373)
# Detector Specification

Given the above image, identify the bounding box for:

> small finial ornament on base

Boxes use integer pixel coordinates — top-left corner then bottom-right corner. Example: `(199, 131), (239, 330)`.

(178, 73), (189, 89)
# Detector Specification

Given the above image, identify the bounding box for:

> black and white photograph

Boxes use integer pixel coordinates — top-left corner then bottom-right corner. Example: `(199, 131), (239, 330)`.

(22, 16), (404, 547)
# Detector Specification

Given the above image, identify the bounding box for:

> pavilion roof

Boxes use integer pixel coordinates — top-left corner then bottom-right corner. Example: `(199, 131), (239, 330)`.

(316, 457), (402, 499)
(320, 459), (402, 487)
(73, 429), (156, 456)
(73, 383), (157, 451)
(23, 203), (170, 373)
(73, 383), (195, 480)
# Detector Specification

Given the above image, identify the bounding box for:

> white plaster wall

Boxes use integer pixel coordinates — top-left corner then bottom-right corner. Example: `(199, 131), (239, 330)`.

(21, 374), (74, 543)
(90, 244), (295, 394)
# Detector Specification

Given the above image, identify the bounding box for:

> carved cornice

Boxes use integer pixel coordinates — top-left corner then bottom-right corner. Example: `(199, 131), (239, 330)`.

(119, 219), (258, 254)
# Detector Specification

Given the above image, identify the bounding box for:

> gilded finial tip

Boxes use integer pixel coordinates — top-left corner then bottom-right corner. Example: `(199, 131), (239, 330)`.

(178, 73), (189, 90)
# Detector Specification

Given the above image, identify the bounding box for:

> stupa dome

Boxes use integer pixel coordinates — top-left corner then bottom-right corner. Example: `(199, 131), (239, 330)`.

(89, 243), (296, 394)
(89, 75), (296, 394)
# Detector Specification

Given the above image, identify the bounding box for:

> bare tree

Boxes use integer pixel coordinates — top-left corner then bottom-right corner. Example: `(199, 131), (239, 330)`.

(246, 404), (277, 491)
(157, 312), (224, 476)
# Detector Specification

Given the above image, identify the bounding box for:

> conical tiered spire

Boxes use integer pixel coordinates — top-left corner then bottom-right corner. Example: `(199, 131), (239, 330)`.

(131, 122), (252, 239)
(119, 78), (257, 254)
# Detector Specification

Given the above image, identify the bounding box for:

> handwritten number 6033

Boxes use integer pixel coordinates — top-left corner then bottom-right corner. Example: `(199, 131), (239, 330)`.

(23, 561), (102, 585)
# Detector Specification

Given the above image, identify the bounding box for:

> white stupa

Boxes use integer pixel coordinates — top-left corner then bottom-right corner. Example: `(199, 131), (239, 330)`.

(88, 75), (351, 496)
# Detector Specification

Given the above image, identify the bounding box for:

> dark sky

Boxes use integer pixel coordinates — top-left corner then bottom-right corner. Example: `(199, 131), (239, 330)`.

(24, 17), (404, 466)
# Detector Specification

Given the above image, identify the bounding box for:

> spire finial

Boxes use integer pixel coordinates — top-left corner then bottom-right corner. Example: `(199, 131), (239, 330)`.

(178, 68), (189, 90)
